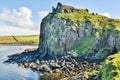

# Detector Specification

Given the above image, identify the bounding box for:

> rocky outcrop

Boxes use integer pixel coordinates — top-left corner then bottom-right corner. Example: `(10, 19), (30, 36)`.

(4, 3), (120, 80)
(39, 2), (120, 61)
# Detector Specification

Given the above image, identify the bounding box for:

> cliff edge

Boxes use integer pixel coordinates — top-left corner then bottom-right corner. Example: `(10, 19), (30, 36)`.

(39, 2), (120, 61)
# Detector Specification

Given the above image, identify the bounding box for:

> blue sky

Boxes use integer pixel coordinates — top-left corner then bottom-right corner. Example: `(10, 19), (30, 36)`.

(0, 0), (120, 35)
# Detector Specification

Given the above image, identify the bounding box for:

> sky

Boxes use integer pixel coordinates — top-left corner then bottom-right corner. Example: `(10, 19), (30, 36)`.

(0, 0), (120, 35)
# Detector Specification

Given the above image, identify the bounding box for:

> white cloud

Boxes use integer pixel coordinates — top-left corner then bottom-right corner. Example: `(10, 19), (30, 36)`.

(0, 7), (34, 28)
(38, 11), (48, 19)
(102, 12), (110, 17)
(0, 24), (39, 36)
(0, 7), (49, 35)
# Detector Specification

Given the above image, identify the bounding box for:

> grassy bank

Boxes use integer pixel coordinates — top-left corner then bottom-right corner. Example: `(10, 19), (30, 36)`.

(100, 52), (120, 80)
(0, 35), (39, 45)
(57, 9), (120, 31)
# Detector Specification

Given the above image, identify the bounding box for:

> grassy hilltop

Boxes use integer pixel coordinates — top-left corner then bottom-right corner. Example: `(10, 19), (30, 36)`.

(0, 35), (39, 45)
(57, 9), (120, 31)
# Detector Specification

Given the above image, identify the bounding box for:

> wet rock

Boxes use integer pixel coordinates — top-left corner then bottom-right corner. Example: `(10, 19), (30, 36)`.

(67, 51), (78, 57)
(50, 62), (61, 69)
(24, 63), (29, 68)
(29, 62), (35, 67)
(62, 67), (70, 73)
(36, 59), (40, 64)
(41, 64), (51, 72)
(55, 69), (61, 73)
(70, 72), (89, 80)
(60, 60), (65, 67)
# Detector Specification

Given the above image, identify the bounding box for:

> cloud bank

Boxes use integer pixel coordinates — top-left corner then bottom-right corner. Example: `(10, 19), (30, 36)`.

(0, 7), (48, 35)
(0, 7), (34, 28)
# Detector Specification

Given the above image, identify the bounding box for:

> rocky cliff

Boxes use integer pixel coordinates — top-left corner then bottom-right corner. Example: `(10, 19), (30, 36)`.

(5, 3), (120, 80)
(39, 2), (120, 61)
(39, 3), (120, 58)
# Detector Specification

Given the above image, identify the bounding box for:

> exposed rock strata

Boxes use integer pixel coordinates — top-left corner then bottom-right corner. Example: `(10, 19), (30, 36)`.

(39, 2), (120, 60)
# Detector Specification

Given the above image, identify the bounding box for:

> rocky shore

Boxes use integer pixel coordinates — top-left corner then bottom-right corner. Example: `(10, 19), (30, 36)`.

(5, 48), (102, 80)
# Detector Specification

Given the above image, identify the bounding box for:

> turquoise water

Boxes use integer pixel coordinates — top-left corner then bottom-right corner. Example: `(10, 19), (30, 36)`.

(0, 46), (40, 80)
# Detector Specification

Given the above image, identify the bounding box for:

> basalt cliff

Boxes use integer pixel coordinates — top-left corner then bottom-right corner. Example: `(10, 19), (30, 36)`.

(39, 2), (120, 61)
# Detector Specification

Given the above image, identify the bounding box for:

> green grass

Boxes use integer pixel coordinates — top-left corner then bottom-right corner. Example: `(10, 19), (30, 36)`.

(100, 52), (120, 80)
(57, 9), (120, 31)
(0, 35), (39, 45)
(73, 35), (96, 54)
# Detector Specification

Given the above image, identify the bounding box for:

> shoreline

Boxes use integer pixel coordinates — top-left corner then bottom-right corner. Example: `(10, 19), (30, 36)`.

(0, 42), (38, 46)
(4, 49), (101, 80)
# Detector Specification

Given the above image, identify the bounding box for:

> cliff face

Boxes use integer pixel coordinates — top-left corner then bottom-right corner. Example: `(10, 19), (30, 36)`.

(39, 3), (120, 60)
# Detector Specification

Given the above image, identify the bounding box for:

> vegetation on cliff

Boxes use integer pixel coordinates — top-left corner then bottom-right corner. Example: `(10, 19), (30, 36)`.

(100, 52), (120, 80)
(54, 6), (120, 57)
(73, 35), (96, 54)
(57, 9), (120, 31)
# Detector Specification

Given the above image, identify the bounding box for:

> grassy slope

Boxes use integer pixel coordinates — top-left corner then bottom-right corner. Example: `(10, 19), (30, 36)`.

(100, 52), (120, 80)
(57, 9), (120, 31)
(0, 35), (39, 45)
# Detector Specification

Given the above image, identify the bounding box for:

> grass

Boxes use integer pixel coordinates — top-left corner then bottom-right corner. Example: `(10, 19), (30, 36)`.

(73, 35), (96, 54)
(0, 35), (39, 45)
(0, 36), (16, 43)
(100, 52), (120, 80)
(57, 9), (120, 31)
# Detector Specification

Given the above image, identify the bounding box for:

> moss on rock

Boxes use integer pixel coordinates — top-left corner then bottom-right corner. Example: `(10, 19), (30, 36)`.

(73, 35), (96, 54)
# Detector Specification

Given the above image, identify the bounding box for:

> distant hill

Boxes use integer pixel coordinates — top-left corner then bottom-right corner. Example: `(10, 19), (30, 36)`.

(0, 35), (39, 45)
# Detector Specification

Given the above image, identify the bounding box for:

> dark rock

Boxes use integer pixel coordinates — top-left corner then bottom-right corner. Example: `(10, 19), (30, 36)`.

(70, 72), (89, 80)
(41, 64), (51, 72)
(50, 62), (61, 69)
(55, 69), (61, 73)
